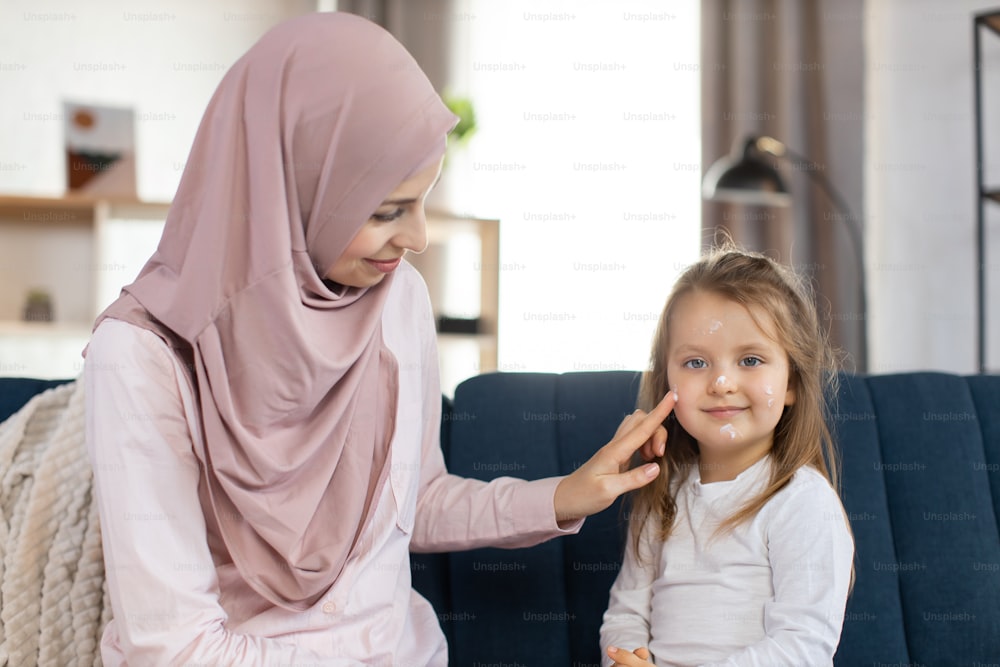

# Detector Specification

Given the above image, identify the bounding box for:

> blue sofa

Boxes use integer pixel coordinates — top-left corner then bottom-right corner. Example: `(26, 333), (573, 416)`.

(3, 371), (999, 665)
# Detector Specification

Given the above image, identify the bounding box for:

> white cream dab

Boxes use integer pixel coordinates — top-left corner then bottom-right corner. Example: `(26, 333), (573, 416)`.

(708, 319), (722, 333)
(765, 385), (775, 407)
(671, 386), (679, 401)
(715, 375), (727, 386)
(720, 423), (737, 440)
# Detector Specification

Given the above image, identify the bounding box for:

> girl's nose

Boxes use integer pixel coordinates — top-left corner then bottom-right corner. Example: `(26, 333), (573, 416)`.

(709, 373), (736, 394)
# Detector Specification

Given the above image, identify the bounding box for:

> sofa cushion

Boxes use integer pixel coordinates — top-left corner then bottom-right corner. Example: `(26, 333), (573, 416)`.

(437, 370), (645, 664)
(830, 374), (909, 663)
(864, 373), (1000, 664)
(446, 372), (572, 664)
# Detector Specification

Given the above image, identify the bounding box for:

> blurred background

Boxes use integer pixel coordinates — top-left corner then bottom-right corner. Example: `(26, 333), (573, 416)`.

(1, 0), (998, 394)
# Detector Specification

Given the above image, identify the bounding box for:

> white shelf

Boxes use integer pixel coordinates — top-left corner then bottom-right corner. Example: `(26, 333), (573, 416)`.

(409, 210), (499, 396)
(0, 194), (169, 379)
(0, 321), (92, 336)
(0, 197), (499, 389)
(0, 321), (91, 378)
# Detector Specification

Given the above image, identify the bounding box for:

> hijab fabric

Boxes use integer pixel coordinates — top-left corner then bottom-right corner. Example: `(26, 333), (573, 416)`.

(91, 12), (457, 611)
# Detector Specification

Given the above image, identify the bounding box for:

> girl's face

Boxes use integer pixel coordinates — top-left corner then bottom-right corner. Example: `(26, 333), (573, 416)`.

(666, 290), (796, 472)
(324, 156), (444, 288)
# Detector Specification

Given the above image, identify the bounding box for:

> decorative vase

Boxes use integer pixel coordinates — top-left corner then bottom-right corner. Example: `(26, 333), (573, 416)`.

(23, 290), (54, 322)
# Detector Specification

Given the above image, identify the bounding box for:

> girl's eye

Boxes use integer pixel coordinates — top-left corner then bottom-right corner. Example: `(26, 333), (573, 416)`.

(371, 208), (405, 222)
(740, 356), (764, 367)
(683, 359), (706, 369)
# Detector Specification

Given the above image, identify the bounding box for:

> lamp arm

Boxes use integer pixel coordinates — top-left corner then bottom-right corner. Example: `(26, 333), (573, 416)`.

(775, 145), (865, 271)
(774, 143), (868, 373)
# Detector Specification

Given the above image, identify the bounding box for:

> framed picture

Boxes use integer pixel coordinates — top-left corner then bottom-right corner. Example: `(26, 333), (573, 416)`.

(64, 101), (136, 198)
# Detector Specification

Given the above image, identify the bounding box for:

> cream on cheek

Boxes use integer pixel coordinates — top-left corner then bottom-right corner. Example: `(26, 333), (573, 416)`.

(765, 384), (775, 408)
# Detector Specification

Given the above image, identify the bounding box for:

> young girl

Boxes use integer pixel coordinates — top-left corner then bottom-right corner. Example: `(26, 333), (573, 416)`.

(601, 247), (855, 667)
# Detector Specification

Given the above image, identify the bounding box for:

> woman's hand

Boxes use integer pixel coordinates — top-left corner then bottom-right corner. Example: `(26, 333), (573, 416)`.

(607, 645), (655, 666)
(553, 392), (675, 523)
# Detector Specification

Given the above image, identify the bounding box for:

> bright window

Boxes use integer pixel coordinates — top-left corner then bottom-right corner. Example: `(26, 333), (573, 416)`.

(441, 0), (702, 376)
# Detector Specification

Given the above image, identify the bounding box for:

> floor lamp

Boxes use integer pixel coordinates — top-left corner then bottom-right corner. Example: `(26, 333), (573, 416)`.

(702, 135), (869, 373)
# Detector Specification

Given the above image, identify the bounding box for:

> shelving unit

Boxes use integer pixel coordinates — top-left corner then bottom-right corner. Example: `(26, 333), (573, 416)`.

(0, 196), (499, 388)
(0, 195), (170, 378)
(974, 9), (1000, 373)
(410, 210), (499, 396)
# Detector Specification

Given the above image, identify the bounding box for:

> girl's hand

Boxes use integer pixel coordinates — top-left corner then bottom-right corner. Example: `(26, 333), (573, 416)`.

(553, 392), (675, 523)
(607, 645), (655, 666)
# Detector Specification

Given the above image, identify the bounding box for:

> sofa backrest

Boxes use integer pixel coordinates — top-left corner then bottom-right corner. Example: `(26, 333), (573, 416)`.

(0, 378), (73, 423)
(413, 371), (1000, 666)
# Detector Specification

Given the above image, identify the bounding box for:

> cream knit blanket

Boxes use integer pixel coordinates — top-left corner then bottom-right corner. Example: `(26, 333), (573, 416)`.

(0, 379), (109, 666)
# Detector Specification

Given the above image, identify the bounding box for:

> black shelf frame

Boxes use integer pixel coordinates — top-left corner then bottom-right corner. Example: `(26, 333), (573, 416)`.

(973, 10), (1000, 373)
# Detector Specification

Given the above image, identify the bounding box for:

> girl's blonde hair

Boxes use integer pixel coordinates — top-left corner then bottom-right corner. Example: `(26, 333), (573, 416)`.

(631, 245), (841, 554)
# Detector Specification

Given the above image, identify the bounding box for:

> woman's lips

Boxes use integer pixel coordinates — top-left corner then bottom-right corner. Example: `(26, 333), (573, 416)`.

(365, 257), (402, 273)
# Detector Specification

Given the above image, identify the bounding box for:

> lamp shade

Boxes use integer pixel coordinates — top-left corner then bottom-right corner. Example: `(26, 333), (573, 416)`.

(702, 138), (792, 207)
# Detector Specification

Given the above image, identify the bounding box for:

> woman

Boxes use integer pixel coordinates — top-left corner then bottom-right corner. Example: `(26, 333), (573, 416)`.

(84, 12), (672, 665)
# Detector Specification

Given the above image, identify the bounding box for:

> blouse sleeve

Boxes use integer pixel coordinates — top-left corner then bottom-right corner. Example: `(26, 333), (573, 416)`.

(599, 518), (659, 667)
(703, 476), (855, 667)
(408, 304), (583, 553)
(85, 320), (355, 666)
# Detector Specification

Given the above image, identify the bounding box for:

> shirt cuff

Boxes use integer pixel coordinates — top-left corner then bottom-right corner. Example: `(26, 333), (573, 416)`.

(512, 476), (585, 537)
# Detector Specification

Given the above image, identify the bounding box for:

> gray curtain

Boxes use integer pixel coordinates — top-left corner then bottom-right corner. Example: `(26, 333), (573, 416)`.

(701, 0), (866, 372)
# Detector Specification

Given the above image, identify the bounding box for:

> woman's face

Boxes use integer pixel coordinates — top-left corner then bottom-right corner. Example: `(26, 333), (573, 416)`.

(324, 156), (444, 288)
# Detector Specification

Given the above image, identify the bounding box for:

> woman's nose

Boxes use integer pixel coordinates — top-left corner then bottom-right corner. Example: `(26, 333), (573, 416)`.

(396, 208), (428, 254)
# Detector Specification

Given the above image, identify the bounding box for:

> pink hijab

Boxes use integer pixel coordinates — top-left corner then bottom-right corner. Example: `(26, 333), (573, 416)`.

(92, 13), (456, 611)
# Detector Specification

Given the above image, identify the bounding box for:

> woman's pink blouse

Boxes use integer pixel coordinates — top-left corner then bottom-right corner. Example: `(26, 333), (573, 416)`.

(85, 262), (580, 666)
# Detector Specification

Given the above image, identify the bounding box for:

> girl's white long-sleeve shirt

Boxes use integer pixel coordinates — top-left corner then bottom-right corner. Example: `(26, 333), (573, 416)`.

(85, 261), (581, 666)
(600, 456), (854, 667)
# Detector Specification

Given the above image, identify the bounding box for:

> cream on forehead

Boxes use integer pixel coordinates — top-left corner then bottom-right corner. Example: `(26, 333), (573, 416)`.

(684, 291), (781, 340)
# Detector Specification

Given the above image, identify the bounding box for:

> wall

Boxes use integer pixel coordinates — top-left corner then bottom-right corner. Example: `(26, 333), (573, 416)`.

(867, 0), (1000, 373)
(0, 0), (314, 200)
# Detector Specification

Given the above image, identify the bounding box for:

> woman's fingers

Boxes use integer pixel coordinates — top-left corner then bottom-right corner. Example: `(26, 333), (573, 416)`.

(553, 392), (677, 522)
(606, 392), (675, 465)
(639, 422), (667, 461)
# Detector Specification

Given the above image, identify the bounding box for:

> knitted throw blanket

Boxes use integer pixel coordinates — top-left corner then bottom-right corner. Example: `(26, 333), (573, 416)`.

(0, 379), (109, 666)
